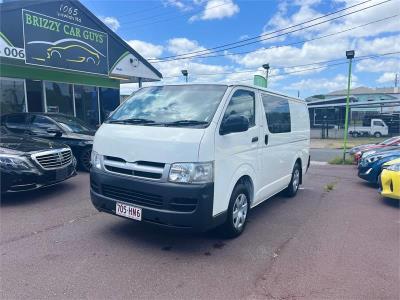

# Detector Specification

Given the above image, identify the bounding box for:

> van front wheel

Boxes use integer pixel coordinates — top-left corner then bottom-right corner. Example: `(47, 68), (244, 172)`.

(220, 183), (250, 238)
(285, 163), (301, 197)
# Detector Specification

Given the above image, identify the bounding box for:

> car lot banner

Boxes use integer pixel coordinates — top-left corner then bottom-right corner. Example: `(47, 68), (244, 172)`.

(22, 9), (108, 75)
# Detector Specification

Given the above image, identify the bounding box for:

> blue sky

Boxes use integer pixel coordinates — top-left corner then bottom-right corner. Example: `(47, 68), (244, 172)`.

(82, 0), (400, 97)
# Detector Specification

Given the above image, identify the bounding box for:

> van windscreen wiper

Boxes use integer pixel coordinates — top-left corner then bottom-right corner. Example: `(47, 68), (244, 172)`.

(163, 120), (209, 127)
(107, 118), (156, 124)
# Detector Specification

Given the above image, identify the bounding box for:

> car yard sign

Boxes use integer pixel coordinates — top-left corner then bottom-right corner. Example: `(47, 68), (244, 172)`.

(22, 9), (108, 75)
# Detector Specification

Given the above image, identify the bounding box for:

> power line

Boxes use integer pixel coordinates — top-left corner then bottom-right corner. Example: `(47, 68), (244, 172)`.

(118, 0), (232, 29)
(151, 0), (391, 61)
(161, 52), (400, 79)
(150, 14), (398, 63)
(116, 3), (164, 18)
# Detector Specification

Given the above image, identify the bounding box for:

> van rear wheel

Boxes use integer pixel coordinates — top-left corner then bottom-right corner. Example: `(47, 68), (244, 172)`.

(220, 183), (250, 238)
(285, 162), (301, 197)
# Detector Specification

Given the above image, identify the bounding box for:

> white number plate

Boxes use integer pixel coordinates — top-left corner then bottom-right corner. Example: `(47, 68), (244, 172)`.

(115, 202), (142, 221)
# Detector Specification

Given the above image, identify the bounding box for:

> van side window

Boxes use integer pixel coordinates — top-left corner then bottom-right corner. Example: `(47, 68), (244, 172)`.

(222, 90), (255, 127)
(261, 94), (291, 133)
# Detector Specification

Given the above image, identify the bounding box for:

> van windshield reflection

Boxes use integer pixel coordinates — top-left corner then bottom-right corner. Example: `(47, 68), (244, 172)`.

(106, 85), (228, 128)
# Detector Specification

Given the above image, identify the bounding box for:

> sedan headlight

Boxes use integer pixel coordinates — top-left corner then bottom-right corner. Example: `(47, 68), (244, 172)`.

(168, 162), (213, 184)
(363, 150), (376, 158)
(387, 163), (400, 172)
(0, 155), (32, 170)
(367, 155), (382, 163)
(90, 151), (102, 169)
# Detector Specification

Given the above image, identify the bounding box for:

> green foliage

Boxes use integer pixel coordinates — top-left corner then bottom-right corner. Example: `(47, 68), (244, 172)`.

(329, 156), (354, 165)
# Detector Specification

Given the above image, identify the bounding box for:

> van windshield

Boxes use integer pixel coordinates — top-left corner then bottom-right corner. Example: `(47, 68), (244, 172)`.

(107, 85), (228, 127)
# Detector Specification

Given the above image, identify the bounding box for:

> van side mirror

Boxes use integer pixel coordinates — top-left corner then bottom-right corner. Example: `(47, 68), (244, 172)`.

(220, 115), (249, 135)
(47, 128), (63, 137)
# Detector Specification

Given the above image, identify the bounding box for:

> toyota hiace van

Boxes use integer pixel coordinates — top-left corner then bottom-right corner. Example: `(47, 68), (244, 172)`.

(90, 84), (310, 237)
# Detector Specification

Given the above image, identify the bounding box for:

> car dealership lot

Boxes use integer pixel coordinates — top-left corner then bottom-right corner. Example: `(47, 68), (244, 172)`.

(1, 166), (399, 299)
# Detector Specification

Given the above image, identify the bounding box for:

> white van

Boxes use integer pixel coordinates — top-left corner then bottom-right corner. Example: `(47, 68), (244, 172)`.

(90, 84), (310, 237)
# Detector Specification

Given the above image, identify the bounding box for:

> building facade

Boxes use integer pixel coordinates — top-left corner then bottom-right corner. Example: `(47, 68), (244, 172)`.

(307, 87), (400, 137)
(0, 0), (162, 126)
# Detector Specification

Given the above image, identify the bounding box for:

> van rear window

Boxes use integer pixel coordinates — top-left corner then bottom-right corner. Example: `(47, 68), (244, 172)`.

(261, 95), (291, 133)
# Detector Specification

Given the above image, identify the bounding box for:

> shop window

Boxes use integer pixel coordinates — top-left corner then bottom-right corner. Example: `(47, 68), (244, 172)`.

(0, 78), (25, 115)
(45, 81), (74, 115)
(74, 85), (99, 126)
(99, 87), (119, 122)
(26, 80), (44, 112)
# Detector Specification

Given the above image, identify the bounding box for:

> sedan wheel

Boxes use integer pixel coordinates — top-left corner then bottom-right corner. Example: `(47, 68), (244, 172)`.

(79, 148), (92, 171)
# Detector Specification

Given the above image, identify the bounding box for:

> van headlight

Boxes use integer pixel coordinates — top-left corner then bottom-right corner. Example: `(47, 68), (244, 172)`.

(168, 162), (213, 184)
(91, 151), (102, 169)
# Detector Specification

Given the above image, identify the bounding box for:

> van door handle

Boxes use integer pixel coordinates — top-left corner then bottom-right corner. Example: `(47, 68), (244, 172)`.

(251, 137), (258, 143)
(265, 134), (269, 145)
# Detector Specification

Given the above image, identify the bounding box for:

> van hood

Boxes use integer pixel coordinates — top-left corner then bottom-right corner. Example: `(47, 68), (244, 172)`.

(93, 124), (206, 163)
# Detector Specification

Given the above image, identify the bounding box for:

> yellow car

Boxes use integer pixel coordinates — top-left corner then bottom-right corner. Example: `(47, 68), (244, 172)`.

(379, 158), (400, 200)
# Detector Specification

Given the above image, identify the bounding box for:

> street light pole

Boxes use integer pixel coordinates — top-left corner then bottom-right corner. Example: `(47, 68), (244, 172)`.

(262, 63), (270, 88)
(181, 70), (188, 83)
(342, 50), (355, 163)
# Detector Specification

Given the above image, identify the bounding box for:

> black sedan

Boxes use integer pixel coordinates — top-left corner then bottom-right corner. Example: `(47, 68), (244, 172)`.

(0, 128), (77, 193)
(1, 113), (95, 171)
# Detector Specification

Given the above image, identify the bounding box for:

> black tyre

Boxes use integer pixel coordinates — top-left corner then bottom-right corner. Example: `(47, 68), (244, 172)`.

(374, 132), (382, 138)
(352, 132), (359, 138)
(79, 148), (92, 171)
(285, 162), (301, 197)
(220, 183), (250, 238)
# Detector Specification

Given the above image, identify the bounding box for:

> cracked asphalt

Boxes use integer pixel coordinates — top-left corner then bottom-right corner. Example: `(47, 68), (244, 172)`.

(1, 165), (399, 299)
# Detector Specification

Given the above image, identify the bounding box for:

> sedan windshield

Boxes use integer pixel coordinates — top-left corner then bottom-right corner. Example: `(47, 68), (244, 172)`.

(51, 115), (94, 134)
(107, 85), (228, 127)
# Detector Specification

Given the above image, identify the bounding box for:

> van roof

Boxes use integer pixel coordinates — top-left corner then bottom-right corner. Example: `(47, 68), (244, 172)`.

(140, 83), (304, 103)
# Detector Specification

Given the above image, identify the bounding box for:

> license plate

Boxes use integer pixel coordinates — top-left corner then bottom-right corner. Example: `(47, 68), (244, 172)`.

(56, 167), (68, 181)
(115, 202), (142, 221)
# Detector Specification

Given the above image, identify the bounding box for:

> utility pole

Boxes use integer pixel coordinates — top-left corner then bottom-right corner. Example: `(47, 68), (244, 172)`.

(342, 50), (355, 163)
(181, 70), (188, 83)
(262, 63), (270, 88)
(395, 73), (398, 87)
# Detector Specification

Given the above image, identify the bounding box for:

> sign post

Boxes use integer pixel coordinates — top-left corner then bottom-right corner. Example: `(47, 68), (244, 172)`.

(343, 50), (355, 163)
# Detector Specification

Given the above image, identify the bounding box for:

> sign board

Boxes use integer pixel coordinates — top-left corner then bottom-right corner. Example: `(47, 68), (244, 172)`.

(22, 9), (108, 75)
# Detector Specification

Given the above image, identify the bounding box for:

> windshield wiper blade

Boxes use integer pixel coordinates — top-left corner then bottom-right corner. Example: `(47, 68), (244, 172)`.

(164, 120), (208, 126)
(107, 118), (156, 124)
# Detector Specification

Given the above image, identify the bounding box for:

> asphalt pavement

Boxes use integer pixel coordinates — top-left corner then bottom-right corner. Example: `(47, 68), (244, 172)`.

(1, 166), (399, 299)
(310, 148), (343, 162)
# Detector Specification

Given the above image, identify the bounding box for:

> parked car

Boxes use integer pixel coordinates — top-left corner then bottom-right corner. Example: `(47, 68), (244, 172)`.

(349, 136), (400, 155)
(361, 145), (400, 161)
(379, 158), (400, 200)
(90, 84), (310, 237)
(358, 149), (400, 184)
(348, 118), (388, 138)
(0, 127), (77, 193)
(352, 136), (400, 164)
(0, 113), (95, 171)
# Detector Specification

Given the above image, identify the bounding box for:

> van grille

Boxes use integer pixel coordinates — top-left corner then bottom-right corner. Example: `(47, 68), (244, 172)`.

(102, 184), (163, 208)
(103, 157), (165, 180)
(33, 149), (72, 170)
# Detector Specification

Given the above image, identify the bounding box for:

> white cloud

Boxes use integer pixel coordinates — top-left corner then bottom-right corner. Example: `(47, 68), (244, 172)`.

(99, 16), (120, 31)
(190, 0), (239, 21)
(167, 37), (208, 55)
(164, 0), (193, 11)
(356, 58), (400, 73)
(126, 40), (164, 59)
(286, 74), (359, 93)
(377, 72), (397, 84)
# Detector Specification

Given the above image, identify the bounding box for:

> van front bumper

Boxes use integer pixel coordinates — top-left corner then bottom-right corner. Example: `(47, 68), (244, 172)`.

(90, 169), (225, 231)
